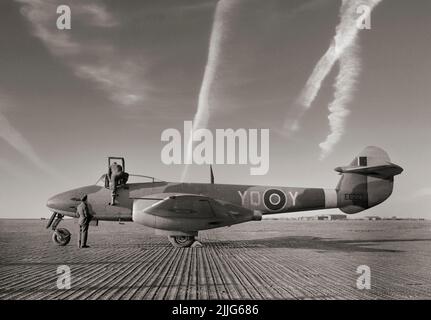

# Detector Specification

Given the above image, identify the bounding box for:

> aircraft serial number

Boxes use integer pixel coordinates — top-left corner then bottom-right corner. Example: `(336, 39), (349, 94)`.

(344, 193), (364, 200)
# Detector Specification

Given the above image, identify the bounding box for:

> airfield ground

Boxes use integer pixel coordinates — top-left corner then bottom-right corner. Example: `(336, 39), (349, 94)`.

(0, 219), (430, 300)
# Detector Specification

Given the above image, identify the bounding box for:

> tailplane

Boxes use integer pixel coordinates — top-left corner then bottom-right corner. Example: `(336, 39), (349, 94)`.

(335, 146), (403, 214)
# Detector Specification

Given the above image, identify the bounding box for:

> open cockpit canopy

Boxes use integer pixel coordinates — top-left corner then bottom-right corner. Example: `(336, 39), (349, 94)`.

(96, 174), (164, 187)
(95, 156), (165, 187)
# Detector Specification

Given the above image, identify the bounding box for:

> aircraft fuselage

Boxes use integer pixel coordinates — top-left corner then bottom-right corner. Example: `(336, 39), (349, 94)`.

(47, 181), (337, 224)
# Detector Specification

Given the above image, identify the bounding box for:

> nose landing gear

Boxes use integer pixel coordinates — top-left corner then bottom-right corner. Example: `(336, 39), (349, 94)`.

(52, 228), (71, 246)
(47, 212), (71, 246)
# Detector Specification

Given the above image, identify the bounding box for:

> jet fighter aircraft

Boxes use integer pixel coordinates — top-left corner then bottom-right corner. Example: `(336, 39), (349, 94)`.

(46, 146), (403, 247)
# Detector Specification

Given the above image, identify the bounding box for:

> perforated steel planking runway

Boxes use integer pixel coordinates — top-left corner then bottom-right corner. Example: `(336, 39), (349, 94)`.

(1, 219), (431, 300)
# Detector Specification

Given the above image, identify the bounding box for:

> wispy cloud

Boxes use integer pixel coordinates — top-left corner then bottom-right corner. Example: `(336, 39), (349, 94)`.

(0, 0), (130, 179)
(16, 0), (149, 109)
(0, 96), (59, 178)
(74, 3), (119, 28)
(181, 0), (241, 181)
(284, 0), (383, 158)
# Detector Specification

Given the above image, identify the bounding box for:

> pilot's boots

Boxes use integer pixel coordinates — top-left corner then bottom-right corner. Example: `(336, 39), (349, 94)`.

(109, 194), (117, 206)
(109, 187), (118, 205)
(78, 225), (90, 248)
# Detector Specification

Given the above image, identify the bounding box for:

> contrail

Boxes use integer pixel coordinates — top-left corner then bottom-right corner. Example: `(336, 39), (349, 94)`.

(181, 0), (240, 181)
(319, 44), (361, 159)
(0, 100), (59, 178)
(319, 0), (382, 159)
(284, 0), (383, 155)
(181, 0), (323, 181)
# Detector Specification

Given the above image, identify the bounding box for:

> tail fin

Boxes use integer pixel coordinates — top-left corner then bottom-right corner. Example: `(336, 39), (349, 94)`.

(335, 146), (403, 214)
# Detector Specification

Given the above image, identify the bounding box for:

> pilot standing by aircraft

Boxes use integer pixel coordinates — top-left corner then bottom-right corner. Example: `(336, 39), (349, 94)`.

(108, 162), (122, 206)
(76, 194), (91, 248)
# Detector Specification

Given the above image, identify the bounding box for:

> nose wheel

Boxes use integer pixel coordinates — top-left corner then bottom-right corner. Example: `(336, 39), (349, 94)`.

(47, 212), (71, 246)
(52, 228), (71, 246)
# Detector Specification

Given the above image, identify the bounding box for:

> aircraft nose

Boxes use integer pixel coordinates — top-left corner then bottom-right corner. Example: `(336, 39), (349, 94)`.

(47, 194), (62, 210)
(47, 192), (75, 212)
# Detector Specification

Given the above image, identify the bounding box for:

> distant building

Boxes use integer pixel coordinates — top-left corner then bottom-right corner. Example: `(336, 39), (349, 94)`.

(298, 216), (315, 221)
(316, 214), (347, 221)
(366, 216), (382, 221)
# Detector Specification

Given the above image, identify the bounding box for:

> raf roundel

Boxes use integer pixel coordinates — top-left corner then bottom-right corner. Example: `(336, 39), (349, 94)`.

(263, 189), (287, 211)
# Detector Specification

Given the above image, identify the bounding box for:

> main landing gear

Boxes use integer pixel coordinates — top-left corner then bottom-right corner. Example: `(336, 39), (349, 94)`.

(47, 212), (71, 246)
(168, 236), (200, 248)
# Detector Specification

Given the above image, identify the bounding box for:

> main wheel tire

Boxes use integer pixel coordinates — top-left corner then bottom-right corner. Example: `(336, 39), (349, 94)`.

(168, 236), (195, 248)
(52, 228), (71, 246)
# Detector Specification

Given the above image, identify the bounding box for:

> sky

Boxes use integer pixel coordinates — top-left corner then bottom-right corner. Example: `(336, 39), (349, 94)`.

(0, 0), (430, 219)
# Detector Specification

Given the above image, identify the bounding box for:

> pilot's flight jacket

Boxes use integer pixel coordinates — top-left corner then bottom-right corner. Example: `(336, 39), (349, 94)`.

(76, 201), (91, 226)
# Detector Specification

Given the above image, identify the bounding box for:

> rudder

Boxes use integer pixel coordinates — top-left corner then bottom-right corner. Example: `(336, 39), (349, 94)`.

(335, 146), (403, 214)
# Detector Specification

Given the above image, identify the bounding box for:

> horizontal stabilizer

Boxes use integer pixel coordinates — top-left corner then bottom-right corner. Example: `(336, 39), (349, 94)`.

(335, 162), (403, 178)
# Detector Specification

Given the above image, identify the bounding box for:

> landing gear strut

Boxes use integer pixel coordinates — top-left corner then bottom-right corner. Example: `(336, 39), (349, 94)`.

(47, 212), (71, 246)
(168, 235), (195, 248)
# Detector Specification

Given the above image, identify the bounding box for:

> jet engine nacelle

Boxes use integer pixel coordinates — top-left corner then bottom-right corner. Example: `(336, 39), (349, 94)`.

(132, 195), (260, 232)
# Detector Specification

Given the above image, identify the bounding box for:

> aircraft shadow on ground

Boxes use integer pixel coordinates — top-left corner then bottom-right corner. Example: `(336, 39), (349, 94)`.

(204, 236), (431, 253)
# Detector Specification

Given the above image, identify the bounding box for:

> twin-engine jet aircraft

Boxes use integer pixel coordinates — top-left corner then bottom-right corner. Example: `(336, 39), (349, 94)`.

(46, 146), (403, 247)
